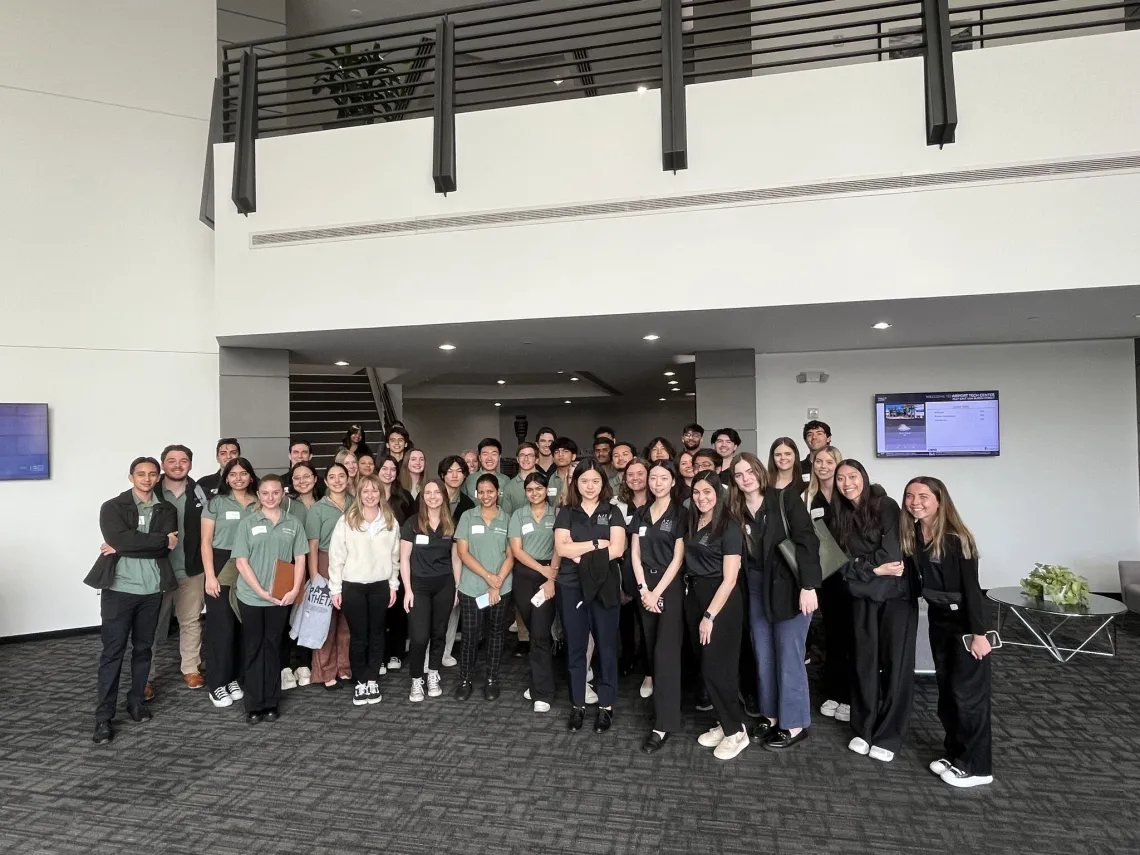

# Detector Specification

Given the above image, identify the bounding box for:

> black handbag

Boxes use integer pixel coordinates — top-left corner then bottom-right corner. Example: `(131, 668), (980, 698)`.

(776, 490), (799, 575)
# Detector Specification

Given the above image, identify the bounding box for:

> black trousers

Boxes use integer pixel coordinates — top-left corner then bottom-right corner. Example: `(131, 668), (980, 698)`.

(737, 574), (758, 701)
(640, 572), (684, 732)
(238, 602), (289, 713)
(341, 580), (390, 683)
(850, 597), (918, 752)
(459, 590), (509, 683)
(408, 574), (455, 679)
(386, 589), (408, 665)
(512, 565), (557, 703)
(685, 576), (745, 735)
(559, 580), (620, 707)
(94, 589), (162, 724)
(204, 585), (241, 691)
(819, 573), (855, 704)
(929, 607), (993, 775)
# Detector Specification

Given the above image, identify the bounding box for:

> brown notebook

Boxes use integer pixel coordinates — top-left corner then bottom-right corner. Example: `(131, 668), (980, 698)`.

(270, 559), (296, 600)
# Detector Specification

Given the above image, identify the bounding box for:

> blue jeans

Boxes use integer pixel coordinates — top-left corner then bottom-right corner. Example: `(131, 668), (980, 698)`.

(748, 574), (812, 729)
(558, 581), (619, 708)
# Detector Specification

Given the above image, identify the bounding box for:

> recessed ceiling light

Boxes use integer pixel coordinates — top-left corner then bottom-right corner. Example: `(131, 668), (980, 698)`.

(668, 380), (678, 385)
(570, 376), (579, 382)
(872, 322), (892, 330)
(553, 78), (563, 86)
(439, 343), (456, 351)
(334, 361), (349, 366)
(496, 379), (506, 385)
(671, 387), (681, 392)
(494, 402), (501, 407)
(663, 371), (675, 377)
(564, 400), (572, 404)
(1134, 314), (1140, 320)
(685, 392), (695, 397)
(659, 397), (667, 401)
(557, 370), (564, 374)
(643, 334), (660, 341)
(637, 84), (648, 93)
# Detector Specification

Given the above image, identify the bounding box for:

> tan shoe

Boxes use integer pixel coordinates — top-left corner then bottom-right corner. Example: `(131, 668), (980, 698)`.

(182, 672), (205, 689)
(144, 682), (155, 701)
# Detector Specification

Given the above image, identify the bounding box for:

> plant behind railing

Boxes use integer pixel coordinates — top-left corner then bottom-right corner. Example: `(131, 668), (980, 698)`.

(310, 42), (410, 123)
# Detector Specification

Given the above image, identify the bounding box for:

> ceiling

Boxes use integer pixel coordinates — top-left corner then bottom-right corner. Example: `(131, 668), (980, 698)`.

(219, 284), (1140, 402)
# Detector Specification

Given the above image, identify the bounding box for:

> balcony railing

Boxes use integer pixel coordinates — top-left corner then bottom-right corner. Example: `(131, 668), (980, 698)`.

(201, 0), (1136, 224)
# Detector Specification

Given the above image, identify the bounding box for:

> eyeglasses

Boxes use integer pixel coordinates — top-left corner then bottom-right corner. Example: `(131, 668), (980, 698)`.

(683, 431), (701, 438)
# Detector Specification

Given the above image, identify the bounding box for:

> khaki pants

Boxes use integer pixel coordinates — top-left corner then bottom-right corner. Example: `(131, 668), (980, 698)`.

(514, 605), (530, 641)
(150, 574), (205, 678)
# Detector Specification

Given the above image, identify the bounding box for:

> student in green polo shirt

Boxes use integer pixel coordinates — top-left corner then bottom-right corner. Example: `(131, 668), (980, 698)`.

(200, 456), (258, 709)
(546, 436), (578, 506)
(305, 462), (353, 689)
(501, 442), (540, 518)
(454, 473), (513, 702)
(279, 460), (322, 689)
(231, 474), (308, 723)
(508, 472), (561, 713)
(463, 437), (502, 499)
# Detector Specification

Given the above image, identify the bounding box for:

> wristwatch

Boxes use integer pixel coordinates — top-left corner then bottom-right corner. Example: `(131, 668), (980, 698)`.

(703, 610), (715, 623)
(637, 583), (646, 592)
(592, 538), (599, 550)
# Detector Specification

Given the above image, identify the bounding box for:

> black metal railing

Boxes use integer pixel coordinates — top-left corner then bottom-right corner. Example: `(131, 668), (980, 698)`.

(204, 0), (1135, 223)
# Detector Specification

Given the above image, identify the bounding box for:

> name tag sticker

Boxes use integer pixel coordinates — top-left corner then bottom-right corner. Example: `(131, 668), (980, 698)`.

(638, 526), (647, 537)
(225, 511), (241, 520)
(471, 525), (485, 535)
(251, 525), (267, 536)
(138, 515), (146, 526)
(521, 523), (534, 535)
(810, 507), (825, 521)
(415, 534), (429, 545)
(745, 524), (752, 536)
(547, 487), (558, 496)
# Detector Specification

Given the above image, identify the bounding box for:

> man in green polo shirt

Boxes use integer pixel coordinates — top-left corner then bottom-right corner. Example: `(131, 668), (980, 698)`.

(463, 437), (503, 500)
(546, 436), (578, 506)
(501, 442), (540, 517)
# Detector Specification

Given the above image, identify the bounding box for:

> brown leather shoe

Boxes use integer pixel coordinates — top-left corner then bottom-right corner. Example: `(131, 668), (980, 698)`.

(144, 682), (155, 701)
(182, 672), (205, 689)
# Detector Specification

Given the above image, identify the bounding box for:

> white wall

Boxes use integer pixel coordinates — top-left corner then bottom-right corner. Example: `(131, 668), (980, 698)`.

(755, 341), (1140, 592)
(213, 31), (1140, 338)
(0, 1), (218, 636)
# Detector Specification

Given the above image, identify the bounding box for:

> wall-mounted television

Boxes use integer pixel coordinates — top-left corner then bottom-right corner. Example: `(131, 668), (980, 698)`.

(875, 391), (999, 458)
(0, 403), (51, 480)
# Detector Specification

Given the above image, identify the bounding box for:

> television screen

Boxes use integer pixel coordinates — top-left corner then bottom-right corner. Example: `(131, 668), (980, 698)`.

(0, 403), (51, 480)
(875, 391), (999, 458)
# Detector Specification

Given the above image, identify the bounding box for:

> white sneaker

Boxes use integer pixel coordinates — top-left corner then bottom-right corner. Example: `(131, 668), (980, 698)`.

(225, 681), (243, 700)
(409, 677), (425, 703)
(294, 666), (311, 687)
(442, 654), (458, 668)
(281, 668), (297, 690)
(366, 680), (382, 705)
(929, 758), (952, 776)
(869, 746), (895, 763)
(352, 681), (369, 706)
(835, 703), (851, 722)
(941, 766), (993, 788)
(848, 736), (870, 755)
(640, 677), (654, 699)
(586, 667), (594, 682)
(426, 670), (442, 698)
(534, 701), (551, 713)
(388, 657), (402, 671)
(698, 725), (726, 748)
(714, 729), (749, 760)
(509, 621), (519, 634)
(378, 665), (387, 676)
(820, 699), (839, 717)
(209, 686), (232, 708)
(523, 689), (532, 700)
(585, 684), (599, 705)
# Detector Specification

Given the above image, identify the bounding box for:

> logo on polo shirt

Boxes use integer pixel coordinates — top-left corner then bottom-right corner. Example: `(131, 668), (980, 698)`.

(660, 519), (673, 533)
(699, 533), (710, 546)
(597, 513), (611, 525)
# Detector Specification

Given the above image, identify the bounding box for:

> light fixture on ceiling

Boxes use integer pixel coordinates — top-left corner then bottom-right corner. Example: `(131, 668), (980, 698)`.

(564, 400), (572, 404)
(570, 376), (579, 382)
(667, 380), (678, 385)
(643, 334), (660, 341)
(439, 343), (456, 351)
(349, 8), (362, 16)
(663, 371), (675, 377)
(557, 370), (564, 374)
(494, 402), (502, 407)
(334, 361), (349, 366)
(496, 379), (506, 385)
(659, 397), (667, 401)
(671, 387), (681, 392)
(685, 392), (695, 397)
(796, 372), (830, 384)
(872, 322), (892, 330)
(553, 78), (563, 85)
(637, 84), (648, 93)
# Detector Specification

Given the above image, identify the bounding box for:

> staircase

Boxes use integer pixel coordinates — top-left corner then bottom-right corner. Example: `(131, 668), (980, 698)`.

(289, 372), (384, 470)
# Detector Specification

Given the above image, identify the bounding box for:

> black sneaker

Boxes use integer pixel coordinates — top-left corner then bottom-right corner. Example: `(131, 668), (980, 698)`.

(454, 680), (474, 701)
(513, 641), (530, 659)
(567, 706), (586, 732)
(263, 708), (279, 722)
(594, 707), (614, 733)
(484, 680), (500, 701)
(92, 722), (112, 745)
(695, 688), (713, 712)
(742, 693), (762, 719)
(352, 682), (369, 706)
(126, 703), (152, 723)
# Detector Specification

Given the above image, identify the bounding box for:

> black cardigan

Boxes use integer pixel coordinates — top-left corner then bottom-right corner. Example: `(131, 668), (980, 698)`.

(743, 487), (821, 622)
(157, 475), (206, 577)
(84, 489), (178, 592)
(834, 487), (915, 602)
(908, 525), (988, 634)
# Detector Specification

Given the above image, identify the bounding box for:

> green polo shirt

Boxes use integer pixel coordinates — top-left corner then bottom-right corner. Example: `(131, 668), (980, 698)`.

(508, 504), (556, 562)
(455, 506), (512, 598)
(283, 495), (311, 530)
(501, 472), (539, 518)
(232, 509), (308, 607)
(304, 495), (351, 552)
(463, 469), (502, 501)
(608, 469), (623, 494)
(202, 493), (255, 550)
(547, 471), (569, 506)
(111, 493), (162, 595)
(161, 486), (188, 580)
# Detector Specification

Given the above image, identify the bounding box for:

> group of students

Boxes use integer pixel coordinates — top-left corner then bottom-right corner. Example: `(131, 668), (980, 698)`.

(88, 419), (993, 788)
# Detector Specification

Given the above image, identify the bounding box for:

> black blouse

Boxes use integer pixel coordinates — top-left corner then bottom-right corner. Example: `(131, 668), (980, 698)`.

(632, 503), (686, 574)
(684, 518), (744, 579)
(400, 518), (454, 578)
(554, 502), (624, 586)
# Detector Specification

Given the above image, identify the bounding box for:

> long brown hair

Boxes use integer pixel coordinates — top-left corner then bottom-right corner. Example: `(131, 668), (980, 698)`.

(727, 452), (769, 529)
(344, 474), (396, 531)
(900, 476), (978, 561)
(618, 457), (650, 506)
(415, 478), (455, 537)
(767, 436), (805, 495)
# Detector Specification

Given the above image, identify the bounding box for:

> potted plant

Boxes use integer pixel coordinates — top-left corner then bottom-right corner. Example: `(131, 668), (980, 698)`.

(1020, 563), (1090, 607)
(310, 42), (409, 125)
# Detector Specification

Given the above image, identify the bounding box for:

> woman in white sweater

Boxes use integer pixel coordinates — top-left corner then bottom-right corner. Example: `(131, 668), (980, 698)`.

(328, 474), (400, 707)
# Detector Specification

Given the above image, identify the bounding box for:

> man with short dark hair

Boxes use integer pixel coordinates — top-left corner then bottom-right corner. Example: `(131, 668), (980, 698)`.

(546, 436), (578, 503)
(288, 439), (312, 466)
(681, 422), (704, 453)
(535, 427), (557, 476)
(386, 425), (411, 463)
(148, 444), (209, 695)
(692, 447), (721, 474)
(593, 425), (616, 443)
(711, 428), (741, 476)
(801, 420), (832, 476)
(463, 437), (502, 499)
(198, 438), (240, 497)
(607, 440), (633, 493)
(593, 436), (615, 478)
(86, 457), (179, 744)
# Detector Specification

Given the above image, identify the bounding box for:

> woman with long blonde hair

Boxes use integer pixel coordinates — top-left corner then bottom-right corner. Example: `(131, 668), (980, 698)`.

(901, 477), (992, 789)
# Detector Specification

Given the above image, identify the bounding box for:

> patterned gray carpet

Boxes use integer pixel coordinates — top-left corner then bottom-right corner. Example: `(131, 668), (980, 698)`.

(1, 610), (1139, 855)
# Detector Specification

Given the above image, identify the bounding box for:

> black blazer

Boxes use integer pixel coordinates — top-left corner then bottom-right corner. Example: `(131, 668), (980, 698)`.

(84, 489), (178, 592)
(835, 488), (914, 602)
(157, 475), (206, 577)
(907, 525), (988, 634)
(744, 487), (821, 622)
